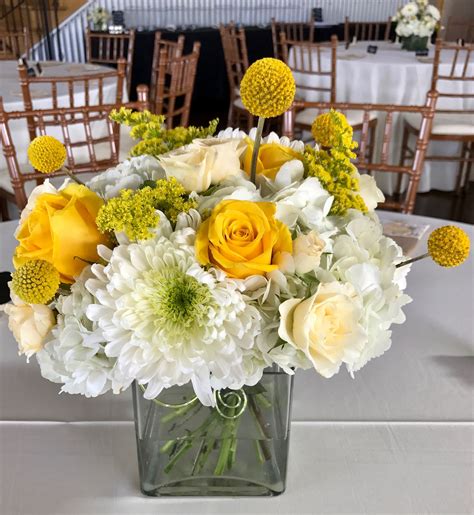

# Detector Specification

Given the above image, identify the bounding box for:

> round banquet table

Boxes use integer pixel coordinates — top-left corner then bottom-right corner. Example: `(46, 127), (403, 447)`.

(290, 41), (474, 194)
(0, 61), (132, 197)
(0, 212), (472, 514)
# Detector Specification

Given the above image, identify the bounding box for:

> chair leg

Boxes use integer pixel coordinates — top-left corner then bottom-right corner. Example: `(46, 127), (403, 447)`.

(0, 197), (10, 221)
(462, 142), (473, 195)
(227, 101), (235, 127)
(366, 120), (377, 172)
(396, 125), (410, 195)
(455, 142), (468, 196)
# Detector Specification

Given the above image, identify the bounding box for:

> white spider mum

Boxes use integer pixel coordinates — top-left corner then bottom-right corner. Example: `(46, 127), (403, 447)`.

(85, 214), (265, 406)
(36, 266), (115, 397)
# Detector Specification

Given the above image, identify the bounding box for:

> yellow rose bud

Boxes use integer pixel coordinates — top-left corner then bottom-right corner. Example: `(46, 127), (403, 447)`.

(242, 139), (303, 180)
(14, 183), (108, 283)
(195, 199), (292, 279)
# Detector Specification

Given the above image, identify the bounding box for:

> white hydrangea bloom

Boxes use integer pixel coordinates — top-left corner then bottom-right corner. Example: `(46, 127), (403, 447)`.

(87, 155), (165, 199)
(85, 212), (265, 406)
(36, 267), (115, 397)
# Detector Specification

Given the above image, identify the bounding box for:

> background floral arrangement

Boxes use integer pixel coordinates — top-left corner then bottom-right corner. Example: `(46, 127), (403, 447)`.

(3, 58), (469, 407)
(393, 0), (440, 39)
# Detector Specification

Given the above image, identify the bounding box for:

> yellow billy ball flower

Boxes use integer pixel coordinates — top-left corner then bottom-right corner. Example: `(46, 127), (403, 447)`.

(427, 226), (470, 268)
(311, 110), (354, 148)
(27, 135), (67, 174)
(12, 259), (60, 304)
(240, 58), (296, 118)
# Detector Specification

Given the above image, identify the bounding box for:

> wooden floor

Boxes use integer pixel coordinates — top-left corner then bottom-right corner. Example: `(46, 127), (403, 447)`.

(413, 185), (474, 224)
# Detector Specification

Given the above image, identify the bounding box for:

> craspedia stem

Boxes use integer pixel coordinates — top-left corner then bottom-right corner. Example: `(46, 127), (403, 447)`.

(62, 166), (86, 186)
(249, 117), (265, 185)
(395, 252), (429, 268)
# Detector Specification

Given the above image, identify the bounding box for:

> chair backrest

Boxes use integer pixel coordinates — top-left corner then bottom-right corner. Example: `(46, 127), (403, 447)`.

(271, 17), (315, 60)
(85, 29), (136, 92)
(0, 28), (29, 60)
(150, 32), (185, 100)
(219, 22), (249, 99)
(0, 88), (149, 209)
(281, 34), (337, 103)
(430, 38), (474, 115)
(282, 92), (438, 214)
(152, 42), (201, 128)
(444, 17), (474, 43)
(17, 59), (126, 141)
(344, 17), (392, 43)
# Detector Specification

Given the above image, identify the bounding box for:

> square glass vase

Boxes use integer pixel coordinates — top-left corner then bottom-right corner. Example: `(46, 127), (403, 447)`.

(401, 35), (429, 51)
(132, 367), (293, 497)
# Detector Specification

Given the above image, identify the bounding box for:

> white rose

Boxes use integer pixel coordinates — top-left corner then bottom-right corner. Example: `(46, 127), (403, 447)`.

(425, 4), (440, 20)
(278, 282), (366, 378)
(159, 138), (245, 192)
(358, 174), (385, 211)
(193, 137), (246, 183)
(401, 3), (418, 17)
(2, 289), (55, 359)
(292, 230), (326, 274)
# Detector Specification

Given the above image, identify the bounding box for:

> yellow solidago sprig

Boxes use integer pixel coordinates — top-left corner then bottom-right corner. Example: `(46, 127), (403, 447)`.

(109, 108), (218, 158)
(12, 259), (60, 305)
(397, 225), (470, 269)
(239, 58), (296, 185)
(311, 110), (357, 151)
(304, 145), (367, 216)
(96, 177), (197, 241)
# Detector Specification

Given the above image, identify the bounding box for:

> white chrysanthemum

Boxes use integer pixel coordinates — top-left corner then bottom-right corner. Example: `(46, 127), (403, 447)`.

(36, 266), (115, 397)
(400, 2), (418, 17)
(425, 4), (440, 20)
(85, 212), (265, 406)
(217, 127), (305, 154)
(87, 155), (165, 199)
(320, 211), (412, 373)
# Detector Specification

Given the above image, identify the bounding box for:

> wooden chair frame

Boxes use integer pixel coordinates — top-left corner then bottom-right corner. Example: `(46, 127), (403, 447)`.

(0, 86), (149, 214)
(400, 39), (474, 195)
(344, 17), (392, 44)
(85, 29), (136, 94)
(152, 42), (201, 128)
(0, 28), (29, 60)
(219, 22), (253, 130)
(271, 16), (315, 60)
(150, 32), (185, 100)
(283, 92), (438, 214)
(17, 59), (126, 143)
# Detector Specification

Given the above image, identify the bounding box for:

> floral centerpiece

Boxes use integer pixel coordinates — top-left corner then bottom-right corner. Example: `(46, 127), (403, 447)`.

(2, 59), (470, 497)
(393, 0), (441, 51)
(87, 6), (110, 32)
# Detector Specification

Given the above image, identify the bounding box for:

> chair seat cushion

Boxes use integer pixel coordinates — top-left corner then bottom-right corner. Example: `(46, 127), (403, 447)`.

(295, 108), (377, 127)
(404, 112), (474, 136)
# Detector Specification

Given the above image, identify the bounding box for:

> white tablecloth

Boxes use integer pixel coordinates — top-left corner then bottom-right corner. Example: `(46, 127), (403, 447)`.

(290, 41), (474, 194)
(0, 213), (473, 514)
(0, 60), (133, 198)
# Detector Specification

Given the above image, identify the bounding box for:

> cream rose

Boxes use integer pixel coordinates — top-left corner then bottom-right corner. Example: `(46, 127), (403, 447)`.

(158, 138), (246, 192)
(2, 289), (55, 359)
(293, 230), (326, 274)
(278, 282), (366, 377)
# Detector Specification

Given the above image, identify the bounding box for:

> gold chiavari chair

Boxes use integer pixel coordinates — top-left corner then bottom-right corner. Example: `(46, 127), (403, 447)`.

(85, 29), (136, 94)
(344, 17), (392, 44)
(152, 42), (201, 128)
(219, 22), (253, 130)
(0, 86), (149, 215)
(271, 16), (315, 61)
(150, 32), (185, 100)
(0, 28), (29, 60)
(17, 59), (126, 142)
(283, 92), (438, 214)
(400, 39), (474, 195)
(281, 33), (378, 149)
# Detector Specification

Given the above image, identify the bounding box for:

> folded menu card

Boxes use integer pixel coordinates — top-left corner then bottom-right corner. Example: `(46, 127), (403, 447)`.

(382, 219), (430, 256)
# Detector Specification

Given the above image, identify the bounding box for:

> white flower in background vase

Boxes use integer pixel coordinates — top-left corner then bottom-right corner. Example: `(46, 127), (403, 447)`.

(401, 3), (419, 17)
(425, 4), (440, 20)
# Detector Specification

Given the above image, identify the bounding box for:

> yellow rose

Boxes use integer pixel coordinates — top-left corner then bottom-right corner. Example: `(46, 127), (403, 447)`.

(278, 282), (366, 378)
(2, 289), (55, 359)
(195, 199), (292, 279)
(14, 183), (108, 284)
(243, 139), (303, 180)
